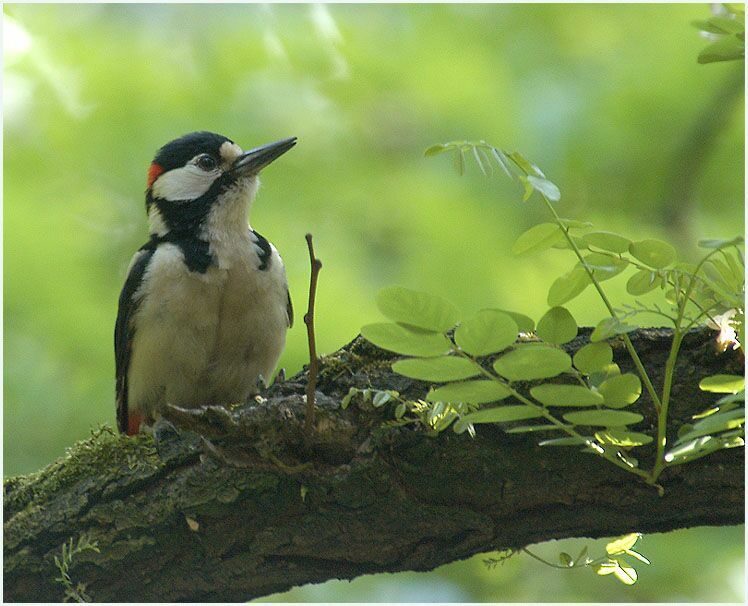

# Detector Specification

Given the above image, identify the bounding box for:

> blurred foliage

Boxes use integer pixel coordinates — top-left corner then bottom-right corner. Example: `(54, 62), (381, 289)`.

(3, 3), (743, 602)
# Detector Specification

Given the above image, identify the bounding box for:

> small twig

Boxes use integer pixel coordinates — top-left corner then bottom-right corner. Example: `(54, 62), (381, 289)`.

(303, 233), (323, 438)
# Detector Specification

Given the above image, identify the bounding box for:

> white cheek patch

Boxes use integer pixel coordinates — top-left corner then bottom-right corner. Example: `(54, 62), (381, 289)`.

(219, 141), (243, 165)
(152, 164), (219, 202)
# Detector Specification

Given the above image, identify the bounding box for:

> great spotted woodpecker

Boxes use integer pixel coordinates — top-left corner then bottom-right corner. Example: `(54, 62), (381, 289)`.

(115, 132), (296, 435)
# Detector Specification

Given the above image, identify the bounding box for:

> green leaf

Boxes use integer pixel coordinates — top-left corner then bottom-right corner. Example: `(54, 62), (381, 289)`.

(629, 239), (677, 269)
(507, 151), (537, 175)
(588, 363), (622, 388)
(626, 269), (662, 295)
(581, 253), (629, 282)
(536, 306), (578, 345)
(520, 175), (534, 201)
(595, 429), (653, 447)
(424, 143), (448, 156)
(392, 356), (479, 382)
(505, 424), (568, 433)
(582, 231), (631, 254)
(493, 345), (571, 381)
(455, 310), (518, 356)
(530, 384), (604, 407)
(573, 342), (613, 374)
(598, 373), (642, 408)
(558, 552), (573, 567)
(376, 286), (460, 332)
(538, 436), (592, 446)
(361, 323), (452, 357)
(698, 34), (745, 64)
(481, 309), (535, 332)
(511, 223), (565, 256)
(595, 559), (638, 585)
(557, 218), (594, 230)
(675, 408), (745, 444)
(547, 266), (590, 306)
(699, 374), (745, 394)
(458, 405), (544, 425)
(590, 317), (638, 342)
(372, 391), (393, 407)
(527, 175), (561, 202)
(563, 410), (644, 426)
(665, 433), (745, 465)
(697, 236), (744, 249)
(427, 380), (511, 404)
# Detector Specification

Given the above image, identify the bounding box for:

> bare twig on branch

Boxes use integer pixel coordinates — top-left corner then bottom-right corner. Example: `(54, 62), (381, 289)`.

(303, 233), (323, 437)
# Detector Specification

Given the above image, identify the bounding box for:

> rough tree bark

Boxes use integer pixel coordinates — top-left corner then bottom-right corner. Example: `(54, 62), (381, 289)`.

(3, 328), (744, 602)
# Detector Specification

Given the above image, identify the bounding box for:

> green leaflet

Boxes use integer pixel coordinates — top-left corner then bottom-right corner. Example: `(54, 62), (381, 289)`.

(361, 323), (452, 357)
(537, 306), (578, 345)
(598, 373), (642, 408)
(530, 384), (604, 407)
(562, 410), (644, 427)
(427, 380), (511, 404)
(392, 356), (479, 382)
(455, 310), (518, 356)
(493, 345), (572, 381)
(376, 286), (460, 332)
(628, 239), (677, 269)
(573, 342), (613, 374)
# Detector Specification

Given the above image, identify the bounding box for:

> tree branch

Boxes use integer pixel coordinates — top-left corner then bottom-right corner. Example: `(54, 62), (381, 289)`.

(3, 328), (743, 602)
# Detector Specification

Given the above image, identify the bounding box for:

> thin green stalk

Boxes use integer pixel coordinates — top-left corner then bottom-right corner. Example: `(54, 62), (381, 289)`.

(540, 196), (663, 414)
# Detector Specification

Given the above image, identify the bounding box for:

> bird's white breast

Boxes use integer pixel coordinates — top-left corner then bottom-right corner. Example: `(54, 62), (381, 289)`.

(127, 230), (289, 418)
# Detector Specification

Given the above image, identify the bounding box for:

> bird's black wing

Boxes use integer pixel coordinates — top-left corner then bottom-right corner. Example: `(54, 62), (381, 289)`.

(115, 245), (156, 434)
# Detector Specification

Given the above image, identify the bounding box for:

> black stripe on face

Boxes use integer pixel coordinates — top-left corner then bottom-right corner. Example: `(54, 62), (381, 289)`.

(153, 132), (233, 173)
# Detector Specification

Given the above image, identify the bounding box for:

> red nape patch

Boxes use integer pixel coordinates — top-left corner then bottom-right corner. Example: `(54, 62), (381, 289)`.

(147, 163), (165, 189)
(127, 414), (144, 436)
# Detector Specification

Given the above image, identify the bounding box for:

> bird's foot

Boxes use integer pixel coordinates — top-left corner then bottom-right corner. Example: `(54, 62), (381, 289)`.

(274, 368), (287, 385)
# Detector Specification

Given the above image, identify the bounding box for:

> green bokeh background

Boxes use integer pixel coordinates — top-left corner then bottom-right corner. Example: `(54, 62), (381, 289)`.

(4, 3), (744, 602)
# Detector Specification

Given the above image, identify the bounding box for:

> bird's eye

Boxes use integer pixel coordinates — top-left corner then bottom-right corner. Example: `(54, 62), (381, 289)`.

(196, 155), (218, 171)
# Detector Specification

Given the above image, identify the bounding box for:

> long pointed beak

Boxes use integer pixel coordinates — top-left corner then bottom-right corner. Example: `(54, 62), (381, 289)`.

(232, 136), (297, 175)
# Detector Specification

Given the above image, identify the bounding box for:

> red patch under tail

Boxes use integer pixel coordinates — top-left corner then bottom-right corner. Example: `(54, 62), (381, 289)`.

(127, 414), (144, 436)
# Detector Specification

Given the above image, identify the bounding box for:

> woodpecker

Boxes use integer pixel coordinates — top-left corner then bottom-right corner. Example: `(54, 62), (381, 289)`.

(115, 131), (296, 435)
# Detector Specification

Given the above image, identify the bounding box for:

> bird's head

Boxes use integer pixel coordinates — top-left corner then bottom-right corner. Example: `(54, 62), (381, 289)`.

(145, 131), (296, 237)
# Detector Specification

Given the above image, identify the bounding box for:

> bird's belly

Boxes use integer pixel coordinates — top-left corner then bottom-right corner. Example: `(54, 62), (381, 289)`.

(127, 244), (287, 417)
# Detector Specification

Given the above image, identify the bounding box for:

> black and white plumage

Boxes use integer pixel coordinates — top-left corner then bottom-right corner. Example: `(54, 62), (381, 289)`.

(115, 131), (295, 435)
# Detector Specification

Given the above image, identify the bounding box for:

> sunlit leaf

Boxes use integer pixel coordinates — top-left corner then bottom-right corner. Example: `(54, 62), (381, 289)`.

(598, 373), (642, 408)
(581, 253), (629, 282)
(527, 175), (561, 202)
(595, 429), (653, 447)
(699, 374), (745, 393)
(372, 390), (393, 407)
(361, 323), (452, 356)
(590, 317), (638, 342)
(455, 310), (518, 356)
(674, 407), (745, 444)
(427, 380), (511, 404)
(698, 34), (745, 64)
(457, 405), (544, 426)
(424, 143), (448, 156)
(493, 345), (572, 381)
(505, 424), (567, 433)
(536, 306), (578, 344)
(539, 436), (592, 446)
(573, 342), (613, 374)
(563, 410), (643, 426)
(391, 356), (479, 382)
(376, 286), (460, 332)
(626, 269), (662, 295)
(511, 223), (565, 256)
(547, 267), (590, 306)
(606, 533), (640, 554)
(507, 150), (536, 175)
(481, 309), (535, 332)
(530, 384), (604, 407)
(582, 231), (631, 254)
(697, 236), (744, 249)
(629, 239), (677, 268)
